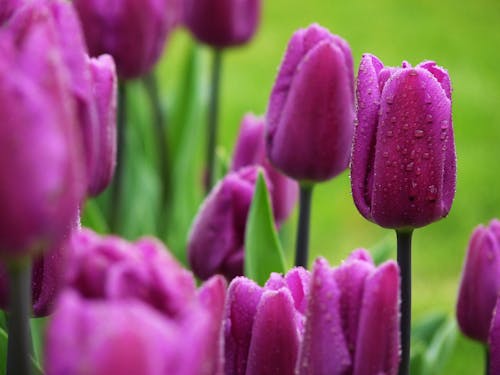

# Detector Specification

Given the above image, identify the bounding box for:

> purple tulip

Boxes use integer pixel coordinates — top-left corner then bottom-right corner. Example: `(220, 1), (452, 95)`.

(0, 6), (85, 257)
(489, 297), (500, 374)
(231, 113), (298, 224)
(184, 0), (261, 49)
(0, 222), (77, 316)
(456, 219), (500, 343)
(46, 279), (226, 375)
(74, 0), (181, 78)
(66, 228), (198, 318)
(188, 166), (267, 281)
(224, 268), (310, 375)
(266, 24), (354, 183)
(87, 54), (117, 195)
(351, 54), (456, 229)
(297, 251), (400, 375)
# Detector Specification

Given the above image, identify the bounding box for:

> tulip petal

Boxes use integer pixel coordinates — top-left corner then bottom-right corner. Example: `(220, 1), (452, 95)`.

(224, 277), (264, 375)
(351, 53), (384, 220)
(246, 288), (299, 375)
(371, 67), (452, 228)
(296, 258), (351, 375)
(353, 261), (400, 375)
(489, 297), (500, 375)
(457, 225), (500, 342)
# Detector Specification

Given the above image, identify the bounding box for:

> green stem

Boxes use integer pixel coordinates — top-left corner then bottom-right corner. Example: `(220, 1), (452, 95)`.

(294, 185), (314, 268)
(204, 48), (223, 194)
(110, 80), (127, 233)
(485, 346), (490, 375)
(143, 71), (170, 222)
(397, 229), (413, 375)
(6, 260), (32, 375)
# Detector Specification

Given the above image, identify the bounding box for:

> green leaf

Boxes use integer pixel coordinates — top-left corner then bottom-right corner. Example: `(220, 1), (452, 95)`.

(421, 318), (458, 375)
(412, 312), (448, 346)
(0, 327), (44, 375)
(244, 172), (287, 285)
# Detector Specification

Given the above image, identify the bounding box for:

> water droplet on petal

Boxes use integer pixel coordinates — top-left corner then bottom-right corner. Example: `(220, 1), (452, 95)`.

(414, 130), (424, 138)
(426, 114), (433, 123)
(406, 162), (414, 171)
(386, 130), (394, 137)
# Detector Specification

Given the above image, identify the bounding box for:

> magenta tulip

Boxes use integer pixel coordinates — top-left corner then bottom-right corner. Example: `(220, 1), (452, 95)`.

(351, 54), (456, 229)
(266, 24), (354, 183)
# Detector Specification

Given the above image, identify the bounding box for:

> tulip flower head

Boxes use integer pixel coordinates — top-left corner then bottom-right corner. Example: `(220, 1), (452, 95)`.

(74, 0), (182, 78)
(224, 268), (310, 375)
(266, 24), (355, 183)
(184, 0), (261, 49)
(457, 219), (500, 343)
(188, 166), (267, 281)
(297, 251), (400, 375)
(0, 4), (85, 257)
(351, 54), (456, 229)
(231, 113), (298, 225)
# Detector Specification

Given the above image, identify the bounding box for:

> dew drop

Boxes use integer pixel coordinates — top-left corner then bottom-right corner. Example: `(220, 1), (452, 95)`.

(391, 116), (397, 123)
(426, 114), (433, 123)
(406, 162), (414, 171)
(383, 151), (389, 158)
(410, 150), (416, 159)
(414, 129), (424, 138)
(440, 133), (447, 140)
(386, 97), (394, 104)
(423, 152), (430, 159)
(441, 120), (449, 130)
(409, 69), (418, 76)
(403, 123), (409, 130)
(386, 130), (394, 137)
(415, 167), (422, 176)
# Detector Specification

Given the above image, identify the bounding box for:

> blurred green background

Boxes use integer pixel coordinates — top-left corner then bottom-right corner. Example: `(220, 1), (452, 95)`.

(88, 0), (500, 373)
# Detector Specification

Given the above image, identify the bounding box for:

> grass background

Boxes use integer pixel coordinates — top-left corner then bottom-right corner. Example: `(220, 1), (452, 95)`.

(95, 0), (500, 373)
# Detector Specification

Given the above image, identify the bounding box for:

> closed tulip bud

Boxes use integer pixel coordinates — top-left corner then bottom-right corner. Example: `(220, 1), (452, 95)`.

(224, 268), (310, 375)
(87, 55), (117, 195)
(46, 281), (226, 375)
(297, 252), (400, 375)
(67, 228), (197, 318)
(0, 7), (85, 257)
(231, 114), (298, 224)
(489, 297), (500, 374)
(184, 0), (261, 49)
(351, 54), (456, 229)
(457, 220), (500, 343)
(188, 166), (267, 281)
(266, 24), (354, 183)
(74, 0), (181, 78)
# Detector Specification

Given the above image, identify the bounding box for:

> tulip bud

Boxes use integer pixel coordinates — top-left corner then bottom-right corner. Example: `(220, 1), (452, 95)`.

(67, 228), (197, 318)
(0, 6), (85, 257)
(266, 24), (354, 183)
(74, 0), (181, 78)
(188, 166), (266, 281)
(297, 252), (400, 375)
(224, 268), (309, 375)
(184, 0), (261, 49)
(87, 55), (117, 195)
(457, 220), (500, 343)
(231, 114), (298, 224)
(46, 284), (226, 375)
(351, 54), (456, 229)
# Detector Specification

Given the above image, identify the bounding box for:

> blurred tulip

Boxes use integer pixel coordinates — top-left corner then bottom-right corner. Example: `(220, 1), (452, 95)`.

(74, 0), (181, 78)
(87, 54), (117, 195)
(67, 228), (197, 318)
(46, 281), (226, 375)
(457, 219), (500, 343)
(297, 251), (400, 375)
(351, 54), (456, 229)
(0, 5), (85, 258)
(184, 0), (261, 49)
(266, 24), (354, 183)
(224, 268), (310, 375)
(0, 0), (20, 23)
(231, 113), (298, 224)
(0, 226), (75, 316)
(188, 166), (264, 281)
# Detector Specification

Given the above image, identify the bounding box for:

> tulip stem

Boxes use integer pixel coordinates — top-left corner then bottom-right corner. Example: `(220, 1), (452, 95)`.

(110, 80), (127, 233)
(397, 229), (413, 375)
(6, 259), (33, 375)
(485, 346), (490, 375)
(205, 48), (223, 194)
(143, 71), (170, 231)
(295, 184), (314, 268)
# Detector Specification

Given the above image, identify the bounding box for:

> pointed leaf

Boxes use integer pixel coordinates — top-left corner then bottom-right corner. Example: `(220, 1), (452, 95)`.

(422, 318), (457, 375)
(244, 172), (286, 285)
